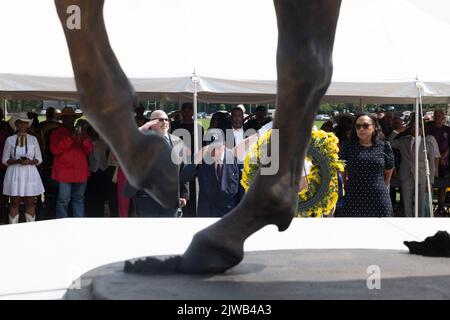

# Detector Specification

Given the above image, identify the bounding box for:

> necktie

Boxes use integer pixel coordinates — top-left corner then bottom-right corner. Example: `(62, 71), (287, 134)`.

(216, 162), (223, 180)
(164, 135), (171, 147)
(411, 138), (417, 175)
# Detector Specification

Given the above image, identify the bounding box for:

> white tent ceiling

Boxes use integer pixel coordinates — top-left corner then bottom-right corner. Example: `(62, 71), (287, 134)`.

(1, 0), (450, 103)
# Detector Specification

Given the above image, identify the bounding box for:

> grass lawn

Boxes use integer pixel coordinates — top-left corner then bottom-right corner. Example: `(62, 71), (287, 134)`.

(198, 118), (210, 130)
(314, 121), (325, 129)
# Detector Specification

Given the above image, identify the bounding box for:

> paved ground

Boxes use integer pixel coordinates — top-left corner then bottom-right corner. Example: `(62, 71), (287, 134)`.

(66, 249), (450, 300)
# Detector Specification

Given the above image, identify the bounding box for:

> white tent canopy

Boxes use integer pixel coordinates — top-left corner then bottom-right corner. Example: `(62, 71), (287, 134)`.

(1, 0), (450, 103)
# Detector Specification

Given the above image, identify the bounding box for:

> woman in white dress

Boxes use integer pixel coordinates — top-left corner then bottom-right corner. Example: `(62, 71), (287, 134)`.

(2, 113), (45, 224)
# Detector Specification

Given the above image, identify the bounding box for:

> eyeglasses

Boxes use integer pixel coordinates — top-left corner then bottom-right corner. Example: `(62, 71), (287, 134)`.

(153, 118), (169, 123)
(355, 123), (373, 130)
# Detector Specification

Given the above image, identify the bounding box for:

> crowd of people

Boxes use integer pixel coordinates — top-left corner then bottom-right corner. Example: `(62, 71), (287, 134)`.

(0, 103), (274, 224)
(0, 103), (448, 224)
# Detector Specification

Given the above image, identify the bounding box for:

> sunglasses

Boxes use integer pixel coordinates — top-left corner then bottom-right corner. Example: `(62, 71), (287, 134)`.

(153, 118), (169, 123)
(355, 123), (373, 130)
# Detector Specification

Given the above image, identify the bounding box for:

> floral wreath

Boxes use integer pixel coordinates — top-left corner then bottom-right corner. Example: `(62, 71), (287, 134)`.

(241, 129), (345, 217)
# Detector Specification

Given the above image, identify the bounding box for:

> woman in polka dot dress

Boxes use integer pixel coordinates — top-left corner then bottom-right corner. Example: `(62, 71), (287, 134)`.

(337, 114), (394, 217)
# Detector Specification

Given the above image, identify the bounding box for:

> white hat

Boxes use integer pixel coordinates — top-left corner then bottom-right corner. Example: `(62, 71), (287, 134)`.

(60, 106), (83, 118)
(9, 113), (33, 131)
(233, 104), (246, 113)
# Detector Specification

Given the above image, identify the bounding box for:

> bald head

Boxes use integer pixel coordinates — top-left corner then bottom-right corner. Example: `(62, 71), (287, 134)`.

(149, 110), (166, 120)
(149, 110), (170, 135)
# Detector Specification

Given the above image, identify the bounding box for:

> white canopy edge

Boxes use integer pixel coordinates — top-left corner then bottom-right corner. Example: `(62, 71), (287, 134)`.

(2, 73), (450, 104)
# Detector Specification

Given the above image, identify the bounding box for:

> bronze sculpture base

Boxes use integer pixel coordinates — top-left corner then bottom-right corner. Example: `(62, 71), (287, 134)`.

(66, 249), (450, 300)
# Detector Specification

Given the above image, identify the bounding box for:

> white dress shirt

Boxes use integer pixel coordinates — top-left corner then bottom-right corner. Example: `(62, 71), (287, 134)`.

(89, 138), (110, 172)
(233, 127), (245, 146)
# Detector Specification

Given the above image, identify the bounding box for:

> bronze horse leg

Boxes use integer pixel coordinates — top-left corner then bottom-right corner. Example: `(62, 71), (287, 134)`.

(54, 0), (179, 211)
(55, 0), (341, 274)
(178, 0), (342, 273)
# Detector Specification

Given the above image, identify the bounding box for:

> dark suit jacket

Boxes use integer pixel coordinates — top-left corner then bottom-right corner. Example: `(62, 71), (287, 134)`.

(388, 132), (437, 184)
(181, 149), (241, 217)
(243, 118), (272, 132)
(123, 133), (189, 217)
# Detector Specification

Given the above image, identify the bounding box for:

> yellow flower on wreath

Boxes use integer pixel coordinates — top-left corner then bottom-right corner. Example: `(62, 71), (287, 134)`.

(241, 128), (345, 217)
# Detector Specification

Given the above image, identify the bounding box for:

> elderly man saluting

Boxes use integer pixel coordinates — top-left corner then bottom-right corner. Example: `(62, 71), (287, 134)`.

(123, 110), (189, 217)
(50, 107), (93, 218)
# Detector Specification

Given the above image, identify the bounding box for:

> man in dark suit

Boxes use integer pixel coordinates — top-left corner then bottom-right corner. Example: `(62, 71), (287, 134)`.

(243, 105), (272, 132)
(229, 105), (247, 204)
(388, 121), (440, 217)
(181, 129), (241, 217)
(170, 102), (205, 217)
(123, 110), (189, 217)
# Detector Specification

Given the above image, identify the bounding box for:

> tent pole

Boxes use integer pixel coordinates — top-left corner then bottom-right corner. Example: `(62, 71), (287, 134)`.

(192, 72), (200, 212)
(416, 82), (434, 218)
(419, 103), (434, 218)
(414, 97), (419, 218)
(192, 72), (200, 155)
(3, 98), (7, 120)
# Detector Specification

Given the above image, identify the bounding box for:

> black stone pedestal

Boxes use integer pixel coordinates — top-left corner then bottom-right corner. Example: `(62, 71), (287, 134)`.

(65, 249), (450, 300)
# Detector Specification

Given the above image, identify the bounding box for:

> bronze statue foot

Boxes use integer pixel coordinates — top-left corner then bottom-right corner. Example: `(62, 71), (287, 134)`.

(124, 256), (182, 275)
(177, 175), (298, 273)
(124, 174), (297, 275)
